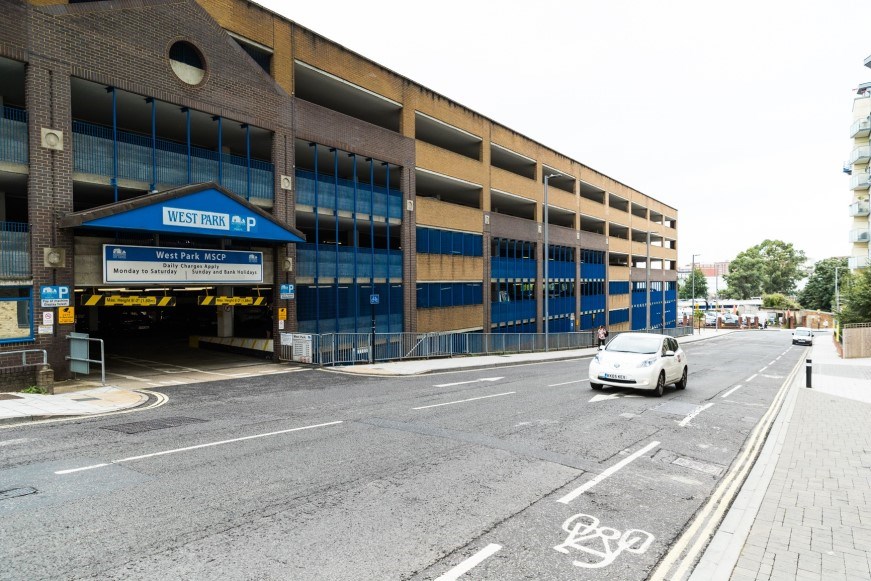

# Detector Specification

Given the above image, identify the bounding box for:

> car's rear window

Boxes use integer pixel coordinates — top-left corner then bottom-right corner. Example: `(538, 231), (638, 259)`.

(606, 334), (661, 354)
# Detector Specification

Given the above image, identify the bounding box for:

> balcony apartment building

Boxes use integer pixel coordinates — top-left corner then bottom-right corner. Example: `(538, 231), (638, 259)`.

(846, 54), (871, 272)
(0, 0), (678, 377)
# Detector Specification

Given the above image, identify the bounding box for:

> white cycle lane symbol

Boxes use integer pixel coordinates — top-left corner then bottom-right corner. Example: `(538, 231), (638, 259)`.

(553, 513), (655, 569)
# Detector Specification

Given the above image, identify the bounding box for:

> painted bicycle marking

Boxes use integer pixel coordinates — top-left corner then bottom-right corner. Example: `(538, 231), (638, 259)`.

(554, 513), (654, 569)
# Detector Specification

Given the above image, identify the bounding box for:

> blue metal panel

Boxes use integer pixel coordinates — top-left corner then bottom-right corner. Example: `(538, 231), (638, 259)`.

(79, 187), (303, 243)
(0, 106), (28, 165)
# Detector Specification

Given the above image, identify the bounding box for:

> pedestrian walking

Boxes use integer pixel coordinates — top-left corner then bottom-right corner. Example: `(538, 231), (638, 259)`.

(597, 325), (608, 348)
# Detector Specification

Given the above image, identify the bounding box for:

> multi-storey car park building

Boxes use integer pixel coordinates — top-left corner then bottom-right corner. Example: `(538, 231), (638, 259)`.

(0, 0), (679, 379)
(847, 55), (871, 272)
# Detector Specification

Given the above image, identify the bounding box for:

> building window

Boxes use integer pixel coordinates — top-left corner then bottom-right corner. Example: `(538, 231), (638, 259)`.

(169, 41), (206, 86)
(0, 287), (33, 344)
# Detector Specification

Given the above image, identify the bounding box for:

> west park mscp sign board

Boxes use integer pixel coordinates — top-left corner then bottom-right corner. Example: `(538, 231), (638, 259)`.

(103, 245), (263, 284)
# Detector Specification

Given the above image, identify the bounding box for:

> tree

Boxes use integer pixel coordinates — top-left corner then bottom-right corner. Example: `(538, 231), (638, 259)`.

(840, 267), (871, 324)
(723, 240), (807, 299)
(763, 293), (800, 310)
(798, 257), (848, 312)
(679, 267), (708, 300)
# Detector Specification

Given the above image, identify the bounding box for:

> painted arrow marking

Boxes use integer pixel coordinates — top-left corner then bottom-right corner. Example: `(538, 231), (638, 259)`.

(433, 377), (504, 388)
(589, 391), (642, 402)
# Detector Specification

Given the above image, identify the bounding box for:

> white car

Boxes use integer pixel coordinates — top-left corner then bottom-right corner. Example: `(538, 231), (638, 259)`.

(589, 332), (688, 397)
(704, 312), (719, 326)
(792, 327), (813, 346)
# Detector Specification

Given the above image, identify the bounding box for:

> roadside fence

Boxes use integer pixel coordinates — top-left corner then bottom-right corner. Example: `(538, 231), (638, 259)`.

(279, 326), (694, 366)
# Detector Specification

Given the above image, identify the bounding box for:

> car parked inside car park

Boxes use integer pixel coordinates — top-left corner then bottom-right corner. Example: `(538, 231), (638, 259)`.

(792, 327), (814, 346)
(704, 312), (719, 326)
(588, 332), (688, 397)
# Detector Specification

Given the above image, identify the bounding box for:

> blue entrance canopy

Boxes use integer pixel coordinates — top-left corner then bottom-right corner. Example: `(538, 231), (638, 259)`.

(60, 183), (305, 244)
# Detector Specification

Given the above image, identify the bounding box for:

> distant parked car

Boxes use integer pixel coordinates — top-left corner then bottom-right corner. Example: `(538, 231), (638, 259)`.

(792, 327), (813, 346)
(704, 312), (719, 326)
(720, 313), (740, 325)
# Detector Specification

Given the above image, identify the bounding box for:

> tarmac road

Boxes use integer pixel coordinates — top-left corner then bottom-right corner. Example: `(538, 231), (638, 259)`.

(0, 331), (803, 580)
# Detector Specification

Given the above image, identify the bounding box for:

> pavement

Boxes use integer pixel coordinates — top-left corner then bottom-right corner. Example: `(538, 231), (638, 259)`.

(1, 327), (869, 580)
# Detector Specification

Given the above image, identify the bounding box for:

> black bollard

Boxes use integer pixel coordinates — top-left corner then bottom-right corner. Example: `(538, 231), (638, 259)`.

(806, 358), (812, 388)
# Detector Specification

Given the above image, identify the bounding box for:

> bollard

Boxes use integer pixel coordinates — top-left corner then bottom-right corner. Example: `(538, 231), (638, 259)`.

(805, 358), (812, 388)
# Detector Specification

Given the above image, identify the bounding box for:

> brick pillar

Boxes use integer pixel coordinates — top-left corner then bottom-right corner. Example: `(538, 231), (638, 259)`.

(271, 127), (296, 360)
(26, 59), (74, 379)
(402, 166), (417, 333)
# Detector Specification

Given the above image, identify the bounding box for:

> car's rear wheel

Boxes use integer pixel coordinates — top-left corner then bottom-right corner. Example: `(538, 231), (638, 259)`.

(653, 372), (665, 397)
(591, 382), (603, 391)
(675, 367), (688, 390)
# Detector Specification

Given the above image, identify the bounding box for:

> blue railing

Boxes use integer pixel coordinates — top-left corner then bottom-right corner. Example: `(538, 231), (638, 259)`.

(491, 257), (537, 279)
(581, 263), (606, 279)
(296, 244), (402, 280)
(491, 299), (536, 324)
(71, 120), (274, 201)
(295, 169), (402, 220)
(0, 106), (28, 165)
(548, 296), (574, 316)
(0, 221), (30, 278)
(548, 260), (574, 279)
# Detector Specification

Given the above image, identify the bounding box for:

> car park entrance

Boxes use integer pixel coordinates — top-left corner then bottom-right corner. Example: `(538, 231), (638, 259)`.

(56, 183), (305, 380)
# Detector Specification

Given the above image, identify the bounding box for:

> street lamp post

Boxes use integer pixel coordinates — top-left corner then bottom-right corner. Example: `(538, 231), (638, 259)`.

(691, 253), (701, 334)
(543, 173), (559, 352)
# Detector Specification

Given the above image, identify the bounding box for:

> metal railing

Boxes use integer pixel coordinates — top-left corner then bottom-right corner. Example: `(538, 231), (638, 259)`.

(0, 106), (28, 165)
(0, 349), (47, 369)
(281, 326), (694, 366)
(0, 221), (30, 278)
(72, 120), (274, 201)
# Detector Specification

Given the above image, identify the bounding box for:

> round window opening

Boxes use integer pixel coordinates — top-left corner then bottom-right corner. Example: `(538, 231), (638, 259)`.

(169, 41), (206, 85)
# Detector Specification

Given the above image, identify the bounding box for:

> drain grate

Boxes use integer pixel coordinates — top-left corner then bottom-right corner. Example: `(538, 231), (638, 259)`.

(102, 417), (207, 434)
(0, 393), (23, 400)
(0, 487), (37, 501)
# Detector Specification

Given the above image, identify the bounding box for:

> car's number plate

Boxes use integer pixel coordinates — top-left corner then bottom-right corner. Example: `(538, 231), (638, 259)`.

(603, 373), (627, 380)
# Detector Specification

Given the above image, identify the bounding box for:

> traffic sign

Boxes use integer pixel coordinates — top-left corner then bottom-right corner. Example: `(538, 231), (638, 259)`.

(58, 306), (75, 325)
(40, 285), (71, 307)
(280, 283), (295, 299)
(370, 294), (380, 305)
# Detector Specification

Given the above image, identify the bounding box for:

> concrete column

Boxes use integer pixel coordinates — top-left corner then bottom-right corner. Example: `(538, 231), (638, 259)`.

(216, 285), (234, 337)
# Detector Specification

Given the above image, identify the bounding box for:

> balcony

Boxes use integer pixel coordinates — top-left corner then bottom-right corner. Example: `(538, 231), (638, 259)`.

(0, 106), (28, 167)
(0, 221), (30, 279)
(849, 228), (870, 244)
(848, 255), (870, 270)
(848, 145), (871, 166)
(72, 120), (274, 202)
(849, 200), (870, 217)
(295, 244), (402, 281)
(850, 117), (871, 139)
(851, 171), (871, 191)
(295, 169), (402, 220)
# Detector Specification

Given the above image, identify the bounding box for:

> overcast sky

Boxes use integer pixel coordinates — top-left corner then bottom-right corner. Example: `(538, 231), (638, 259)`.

(257, 0), (871, 268)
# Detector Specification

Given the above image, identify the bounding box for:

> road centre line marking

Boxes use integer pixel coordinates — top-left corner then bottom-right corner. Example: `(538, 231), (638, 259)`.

(746, 374), (758, 382)
(0, 438), (30, 447)
(54, 420), (343, 475)
(770, 360), (777, 365)
(548, 379), (589, 387)
(758, 366), (768, 373)
(434, 544), (502, 581)
(721, 385), (743, 398)
(678, 403), (714, 427)
(557, 441), (660, 504)
(433, 377), (504, 388)
(413, 392), (515, 410)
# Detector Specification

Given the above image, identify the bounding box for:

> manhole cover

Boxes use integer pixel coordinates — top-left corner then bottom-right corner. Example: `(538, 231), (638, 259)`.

(102, 417), (207, 434)
(0, 393), (23, 400)
(0, 487), (37, 500)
